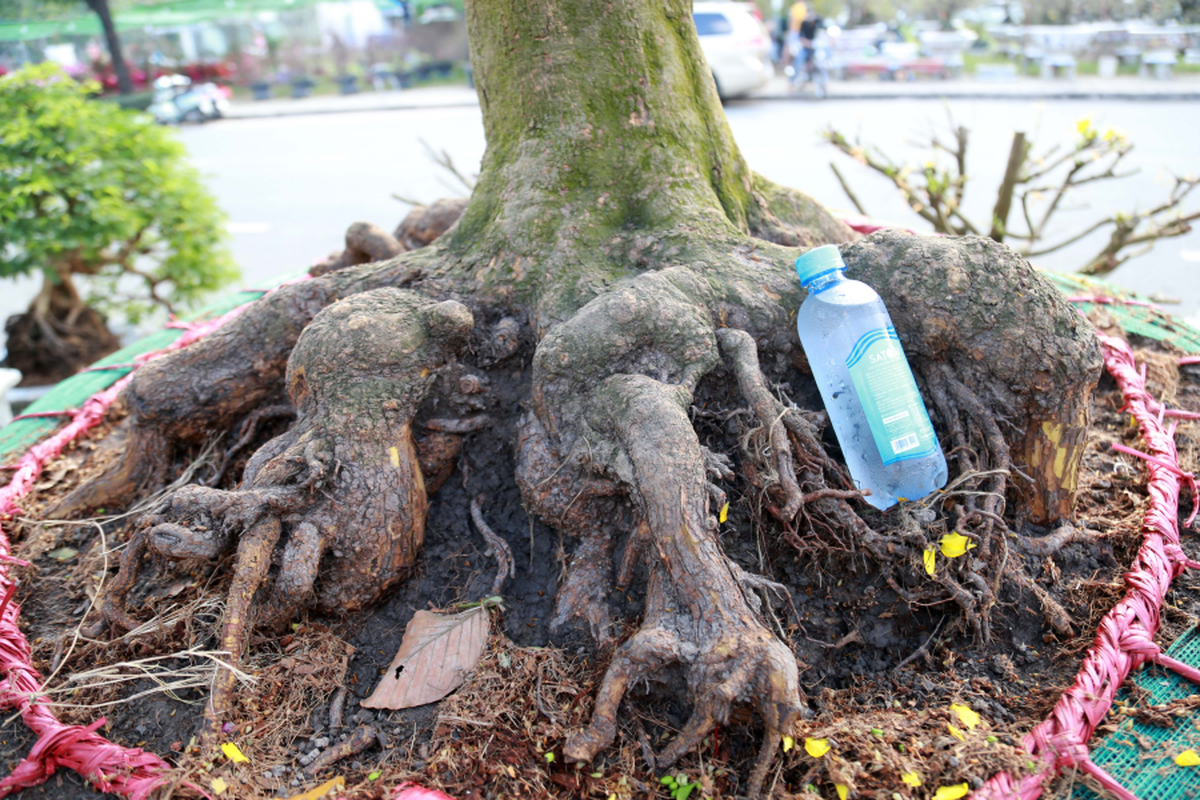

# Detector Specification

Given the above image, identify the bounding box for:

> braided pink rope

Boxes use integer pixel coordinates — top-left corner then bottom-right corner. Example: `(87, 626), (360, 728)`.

(974, 329), (1200, 800)
(0, 279), (311, 798)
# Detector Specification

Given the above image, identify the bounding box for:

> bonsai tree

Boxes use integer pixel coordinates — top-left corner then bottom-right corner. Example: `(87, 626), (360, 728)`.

(0, 63), (236, 383)
(53, 1), (1102, 795)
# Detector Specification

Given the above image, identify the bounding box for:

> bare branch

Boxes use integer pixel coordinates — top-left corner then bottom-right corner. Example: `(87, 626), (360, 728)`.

(829, 161), (868, 216)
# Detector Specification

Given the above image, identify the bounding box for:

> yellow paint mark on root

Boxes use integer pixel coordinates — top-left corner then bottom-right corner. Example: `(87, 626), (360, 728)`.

(389, 446), (400, 468)
(1042, 420), (1063, 446)
(1053, 446), (1067, 479)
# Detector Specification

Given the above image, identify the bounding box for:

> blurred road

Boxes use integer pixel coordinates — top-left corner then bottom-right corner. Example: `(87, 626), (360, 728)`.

(3, 89), (1199, 360)
(191, 94), (1200, 318)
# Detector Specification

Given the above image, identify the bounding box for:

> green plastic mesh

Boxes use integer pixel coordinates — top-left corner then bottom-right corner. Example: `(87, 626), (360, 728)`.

(1071, 627), (1200, 800)
(0, 271), (303, 463)
(1043, 271), (1200, 355)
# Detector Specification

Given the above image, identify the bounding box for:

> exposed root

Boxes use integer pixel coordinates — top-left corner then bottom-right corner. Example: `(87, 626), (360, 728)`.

(563, 374), (803, 799)
(1007, 564), (1075, 636)
(718, 328), (805, 520)
(470, 494), (515, 596)
(304, 724), (377, 776)
(87, 289), (473, 735)
(207, 403), (295, 487)
(1018, 522), (1096, 557)
(311, 222), (403, 277)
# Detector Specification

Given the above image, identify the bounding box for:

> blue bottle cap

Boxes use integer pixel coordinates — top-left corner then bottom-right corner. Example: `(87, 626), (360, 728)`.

(794, 245), (846, 287)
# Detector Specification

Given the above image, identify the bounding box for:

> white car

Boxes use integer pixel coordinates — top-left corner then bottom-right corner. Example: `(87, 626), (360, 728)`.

(694, 1), (774, 99)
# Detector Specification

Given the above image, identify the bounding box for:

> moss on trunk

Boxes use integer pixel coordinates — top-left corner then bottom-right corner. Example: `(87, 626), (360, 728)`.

(443, 0), (852, 327)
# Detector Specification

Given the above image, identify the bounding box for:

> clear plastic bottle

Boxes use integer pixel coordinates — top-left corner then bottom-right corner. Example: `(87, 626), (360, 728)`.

(794, 245), (948, 510)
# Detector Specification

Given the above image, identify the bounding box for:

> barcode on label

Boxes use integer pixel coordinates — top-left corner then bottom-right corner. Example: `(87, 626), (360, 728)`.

(891, 433), (920, 454)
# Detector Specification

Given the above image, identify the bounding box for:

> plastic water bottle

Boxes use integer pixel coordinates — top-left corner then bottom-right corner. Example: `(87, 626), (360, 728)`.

(794, 246), (948, 510)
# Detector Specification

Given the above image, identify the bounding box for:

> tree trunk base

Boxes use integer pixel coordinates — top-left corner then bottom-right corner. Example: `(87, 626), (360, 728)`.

(3, 292), (120, 386)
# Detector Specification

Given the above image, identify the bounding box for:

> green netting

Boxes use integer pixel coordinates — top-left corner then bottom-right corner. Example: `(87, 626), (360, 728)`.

(0, 270), (304, 463)
(1043, 271), (1200, 355)
(1071, 628), (1200, 800)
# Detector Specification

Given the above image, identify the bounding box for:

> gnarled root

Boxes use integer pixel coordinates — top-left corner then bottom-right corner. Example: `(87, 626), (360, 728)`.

(516, 268), (806, 794)
(311, 222), (403, 277)
(89, 288), (474, 735)
(51, 278), (344, 519)
(565, 375), (803, 798)
(717, 327), (883, 559)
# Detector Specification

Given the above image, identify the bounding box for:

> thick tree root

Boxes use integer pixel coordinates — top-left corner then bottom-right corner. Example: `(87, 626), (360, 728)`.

(564, 375), (802, 798)
(88, 289), (473, 734)
(718, 328), (805, 520)
(515, 267), (807, 796)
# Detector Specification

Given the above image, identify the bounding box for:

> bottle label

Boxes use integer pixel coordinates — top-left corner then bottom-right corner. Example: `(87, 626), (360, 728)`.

(845, 327), (938, 466)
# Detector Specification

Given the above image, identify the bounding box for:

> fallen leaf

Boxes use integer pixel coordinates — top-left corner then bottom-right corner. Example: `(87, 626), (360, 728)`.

(47, 547), (77, 561)
(361, 606), (490, 709)
(34, 464), (74, 492)
(1176, 750), (1200, 766)
(901, 772), (922, 787)
(939, 532), (976, 558)
(923, 546), (937, 576)
(950, 703), (981, 730)
(164, 580), (192, 598)
(804, 738), (830, 757)
(948, 723), (965, 741)
(221, 742), (248, 763)
(782, 735), (794, 753)
(836, 783), (849, 800)
(719, 502), (729, 523)
(287, 776), (344, 800)
(933, 784), (970, 800)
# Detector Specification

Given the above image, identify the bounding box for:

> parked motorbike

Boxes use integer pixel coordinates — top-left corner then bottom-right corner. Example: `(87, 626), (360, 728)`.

(148, 75), (230, 125)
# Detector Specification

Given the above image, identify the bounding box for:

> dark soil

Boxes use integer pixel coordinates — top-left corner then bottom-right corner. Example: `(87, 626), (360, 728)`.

(3, 306), (121, 388)
(2, 330), (1199, 799)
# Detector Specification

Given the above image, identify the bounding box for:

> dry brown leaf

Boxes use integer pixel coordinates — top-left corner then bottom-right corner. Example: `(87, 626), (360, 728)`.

(361, 606), (489, 710)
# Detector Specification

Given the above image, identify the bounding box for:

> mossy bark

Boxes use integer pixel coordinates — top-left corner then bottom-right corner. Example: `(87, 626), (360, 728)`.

(442, 0), (853, 328)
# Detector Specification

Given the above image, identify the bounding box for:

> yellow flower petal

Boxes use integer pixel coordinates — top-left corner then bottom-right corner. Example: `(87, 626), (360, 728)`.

(933, 783), (971, 800)
(719, 502), (729, 524)
(782, 735), (794, 753)
(836, 783), (849, 800)
(805, 737), (831, 758)
(950, 703), (981, 730)
(948, 723), (965, 741)
(211, 777), (228, 795)
(939, 532), (977, 558)
(901, 772), (922, 788)
(287, 777), (345, 800)
(221, 742), (249, 763)
(1176, 750), (1200, 767)
(923, 546), (937, 576)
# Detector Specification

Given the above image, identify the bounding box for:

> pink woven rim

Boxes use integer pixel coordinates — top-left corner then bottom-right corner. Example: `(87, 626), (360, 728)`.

(975, 328), (1200, 800)
(0, 279), (309, 799)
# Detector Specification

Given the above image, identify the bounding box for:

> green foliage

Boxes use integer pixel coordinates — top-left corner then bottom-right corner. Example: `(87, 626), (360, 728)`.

(0, 63), (236, 322)
(660, 773), (701, 800)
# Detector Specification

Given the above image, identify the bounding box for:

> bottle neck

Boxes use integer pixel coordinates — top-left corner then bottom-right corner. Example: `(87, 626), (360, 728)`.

(803, 268), (846, 294)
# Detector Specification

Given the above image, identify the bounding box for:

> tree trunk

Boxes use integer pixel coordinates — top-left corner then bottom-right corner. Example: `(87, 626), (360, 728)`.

(445, 0), (853, 327)
(85, 0), (133, 95)
(57, 0), (1103, 792)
